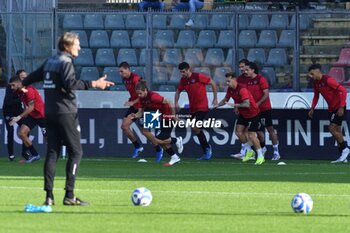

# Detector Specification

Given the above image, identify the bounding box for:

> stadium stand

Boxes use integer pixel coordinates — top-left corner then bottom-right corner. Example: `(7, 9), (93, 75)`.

(152, 14), (167, 29)
(184, 48), (204, 66)
(208, 14), (230, 30)
(247, 14), (269, 30)
(161, 48), (183, 66)
(95, 48), (116, 66)
(104, 14), (125, 30)
(334, 48), (350, 66)
(269, 14), (290, 30)
(277, 30), (295, 48)
(203, 48), (225, 67)
(256, 30), (278, 48)
(84, 14), (104, 29)
(103, 67), (123, 84)
(125, 14), (146, 29)
(117, 48), (138, 66)
(216, 30), (234, 48)
(80, 66), (100, 81)
(72, 30), (89, 47)
(89, 30), (110, 48)
(175, 30), (196, 48)
(63, 14), (83, 29)
(139, 48), (160, 66)
(196, 30), (216, 48)
(328, 67), (346, 83)
(73, 48), (94, 66)
(110, 30), (131, 48)
(238, 30), (257, 48)
(153, 30), (175, 48)
(247, 48), (266, 65)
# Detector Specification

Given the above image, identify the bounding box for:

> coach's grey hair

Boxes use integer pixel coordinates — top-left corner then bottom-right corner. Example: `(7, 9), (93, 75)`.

(57, 32), (79, 52)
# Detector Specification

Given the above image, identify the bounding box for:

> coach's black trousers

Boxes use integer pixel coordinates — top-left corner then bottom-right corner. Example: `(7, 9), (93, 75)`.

(44, 113), (83, 193)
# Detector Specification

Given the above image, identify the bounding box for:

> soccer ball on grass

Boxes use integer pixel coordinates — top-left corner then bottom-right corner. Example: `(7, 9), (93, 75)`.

(291, 193), (313, 214)
(131, 187), (152, 206)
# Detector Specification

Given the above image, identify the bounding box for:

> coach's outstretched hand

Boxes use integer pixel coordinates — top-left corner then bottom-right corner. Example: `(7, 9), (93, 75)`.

(92, 75), (115, 89)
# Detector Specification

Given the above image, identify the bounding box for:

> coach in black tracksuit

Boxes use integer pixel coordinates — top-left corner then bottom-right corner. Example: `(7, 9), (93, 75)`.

(23, 32), (114, 206)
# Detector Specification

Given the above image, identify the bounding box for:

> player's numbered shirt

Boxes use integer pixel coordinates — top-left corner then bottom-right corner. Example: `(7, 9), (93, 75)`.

(177, 72), (211, 114)
(123, 72), (141, 108)
(17, 86), (45, 119)
(239, 74), (272, 113)
(225, 86), (259, 119)
(139, 91), (172, 120)
(312, 74), (347, 112)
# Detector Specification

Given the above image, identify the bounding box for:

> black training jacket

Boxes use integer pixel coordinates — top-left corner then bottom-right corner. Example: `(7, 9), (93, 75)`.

(23, 52), (93, 114)
(2, 85), (23, 116)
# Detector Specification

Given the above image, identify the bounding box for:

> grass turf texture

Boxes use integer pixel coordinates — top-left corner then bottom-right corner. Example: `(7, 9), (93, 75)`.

(0, 158), (349, 233)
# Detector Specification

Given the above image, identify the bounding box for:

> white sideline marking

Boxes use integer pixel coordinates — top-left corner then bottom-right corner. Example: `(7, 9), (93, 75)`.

(83, 158), (344, 166)
(0, 171), (347, 180)
(0, 185), (350, 198)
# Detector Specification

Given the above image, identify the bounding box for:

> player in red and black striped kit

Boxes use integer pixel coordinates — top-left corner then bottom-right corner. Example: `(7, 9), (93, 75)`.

(9, 76), (46, 163)
(119, 62), (164, 162)
(174, 62), (218, 160)
(131, 80), (184, 166)
(308, 63), (349, 163)
(216, 72), (265, 165)
(242, 62), (281, 161)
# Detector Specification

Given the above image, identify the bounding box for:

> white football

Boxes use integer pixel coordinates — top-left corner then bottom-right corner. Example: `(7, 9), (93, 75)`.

(291, 193), (313, 214)
(131, 187), (152, 207)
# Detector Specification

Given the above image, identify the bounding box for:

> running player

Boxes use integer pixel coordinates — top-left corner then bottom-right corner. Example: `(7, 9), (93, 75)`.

(9, 76), (46, 163)
(243, 62), (281, 161)
(118, 62), (163, 162)
(308, 63), (349, 163)
(131, 80), (183, 166)
(217, 72), (265, 165)
(174, 62), (218, 160)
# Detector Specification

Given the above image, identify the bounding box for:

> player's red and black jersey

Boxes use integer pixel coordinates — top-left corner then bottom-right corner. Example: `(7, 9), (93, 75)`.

(139, 91), (172, 120)
(237, 74), (248, 88)
(123, 72), (141, 108)
(225, 86), (259, 119)
(177, 72), (211, 114)
(312, 74), (347, 112)
(242, 74), (272, 112)
(16, 86), (45, 119)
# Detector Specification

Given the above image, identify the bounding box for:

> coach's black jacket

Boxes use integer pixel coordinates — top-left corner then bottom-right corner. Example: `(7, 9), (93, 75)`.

(23, 52), (93, 114)
(2, 85), (23, 116)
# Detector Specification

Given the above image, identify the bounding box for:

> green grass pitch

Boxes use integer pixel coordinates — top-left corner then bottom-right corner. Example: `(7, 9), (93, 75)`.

(0, 157), (349, 233)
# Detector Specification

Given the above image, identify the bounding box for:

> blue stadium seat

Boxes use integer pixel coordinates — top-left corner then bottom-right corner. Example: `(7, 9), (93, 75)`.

(203, 48), (225, 67)
(193, 67), (211, 77)
(237, 14), (250, 29)
(289, 14), (311, 29)
(256, 30), (278, 48)
(238, 30), (257, 48)
(208, 14), (230, 30)
(102, 67), (122, 84)
(125, 14), (146, 29)
(80, 67), (99, 81)
(110, 30), (130, 48)
(269, 14), (289, 29)
(104, 14), (125, 30)
(161, 48), (182, 66)
(216, 30), (234, 48)
(184, 49), (204, 66)
(153, 30), (175, 48)
(158, 84), (176, 92)
(130, 66), (145, 78)
(261, 67), (276, 88)
(109, 85), (127, 91)
(84, 14), (104, 30)
(153, 66), (168, 84)
(117, 48), (138, 66)
(89, 30), (110, 48)
(168, 68), (181, 85)
(131, 30), (147, 48)
(213, 67), (232, 91)
(153, 14), (167, 29)
(95, 48), (116, 66)
(169, 14), (188, 29)
(277, 30), (295, 48)
(224, 49), (245, 67)
(196, 30), (216, 48)
(74, 48), (94, 66)
(193, 14), (209, 29)
(247, 48), (266, 65)
(175, 30), (196, 48)
(72, 30), (88, 47)
(266, 48), (288, 66)
(139, 49), (160, 66)
(63, 14), (83, 29)
(247, 14), (269, 30)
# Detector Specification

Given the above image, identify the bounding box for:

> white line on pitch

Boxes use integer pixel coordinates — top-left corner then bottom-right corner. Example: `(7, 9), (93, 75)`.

(0, 185), (349, 198)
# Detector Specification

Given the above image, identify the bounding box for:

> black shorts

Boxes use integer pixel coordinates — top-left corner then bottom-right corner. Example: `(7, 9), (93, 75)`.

(236, 114), (260, 132)
(22, 116), (47, 136)
(259, 110), (273, 128)
(155, 122), (173, 140)
(191, 111), (208, 121)
(124, 106), (138, 118)
(329, 108), (346, 126)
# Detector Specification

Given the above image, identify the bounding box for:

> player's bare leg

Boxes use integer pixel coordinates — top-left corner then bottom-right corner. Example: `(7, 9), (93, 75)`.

(330, 123), (349, 163)
(18, 125), (40, 162)
(121, 115), (143, 158)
